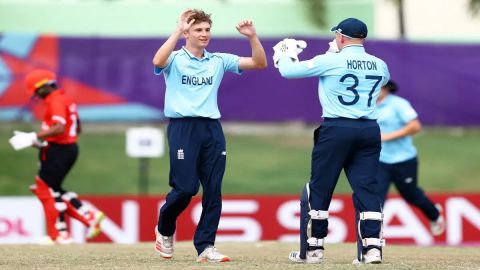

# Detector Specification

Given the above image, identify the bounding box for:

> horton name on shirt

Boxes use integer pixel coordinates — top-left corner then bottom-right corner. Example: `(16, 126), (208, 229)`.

(182, 75), (213, 86)
(346, 60), (377, 70)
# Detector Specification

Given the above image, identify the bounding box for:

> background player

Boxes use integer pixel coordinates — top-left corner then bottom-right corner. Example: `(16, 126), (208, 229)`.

(152, 9), (267, 262)
(376, 80), (445, 236)
(273, 18), (389, 264)
(13, 69), (105, 244)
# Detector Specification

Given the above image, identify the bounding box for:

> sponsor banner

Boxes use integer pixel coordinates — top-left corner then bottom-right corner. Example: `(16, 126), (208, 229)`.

(1, 194), (479, 245)
(0, 197), (44, 243)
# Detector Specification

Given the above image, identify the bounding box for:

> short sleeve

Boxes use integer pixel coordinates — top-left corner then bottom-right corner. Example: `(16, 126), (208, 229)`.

(380, 60), (390, 85)
(214, 53), (241, 74)
(396, 99), (418, 123)
(154, 52), (177, 75)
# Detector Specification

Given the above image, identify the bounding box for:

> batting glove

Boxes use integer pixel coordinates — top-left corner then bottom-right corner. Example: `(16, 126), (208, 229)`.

(9, 131), (47, 151)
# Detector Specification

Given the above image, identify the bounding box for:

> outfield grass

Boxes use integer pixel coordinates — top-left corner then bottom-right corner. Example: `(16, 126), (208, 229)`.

(1, 123), (479, 195)
(0, 242), (479, 269)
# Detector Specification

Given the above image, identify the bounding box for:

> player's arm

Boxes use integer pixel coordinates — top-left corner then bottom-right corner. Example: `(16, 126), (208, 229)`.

(152, 9), (196, 67)
(278, 55), (327, 79)
(381, 119), (421, 142)
(38, 101), (69, 140)
(37, 122), (65, 140)
(236, 20), (268, 70)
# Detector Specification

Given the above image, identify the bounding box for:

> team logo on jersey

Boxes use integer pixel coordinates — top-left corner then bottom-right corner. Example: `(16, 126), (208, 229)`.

(177, 149), (184, 160)
(181, 75), (213, 86)
(404, 177), (413, 184)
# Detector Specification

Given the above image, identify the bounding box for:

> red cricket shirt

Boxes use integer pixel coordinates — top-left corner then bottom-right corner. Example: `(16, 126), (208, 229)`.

(41, 89), (80, 144)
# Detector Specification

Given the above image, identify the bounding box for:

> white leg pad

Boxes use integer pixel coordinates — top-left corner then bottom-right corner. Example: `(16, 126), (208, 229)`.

(359, 211), (383, 221)
(308, 210), (329, 220)
(362, 238), (386, 247)
(358, 211), (385, 249)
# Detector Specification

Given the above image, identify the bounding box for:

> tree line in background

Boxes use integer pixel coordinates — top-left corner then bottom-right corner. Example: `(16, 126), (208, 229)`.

(302, 0), (480, 39)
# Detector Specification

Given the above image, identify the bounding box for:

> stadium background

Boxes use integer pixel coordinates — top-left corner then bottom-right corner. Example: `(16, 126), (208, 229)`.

(0, 0), (479, 246)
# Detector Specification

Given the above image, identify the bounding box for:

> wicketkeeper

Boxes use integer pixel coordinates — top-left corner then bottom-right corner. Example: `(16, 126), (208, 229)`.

(273, 18), (390, 264)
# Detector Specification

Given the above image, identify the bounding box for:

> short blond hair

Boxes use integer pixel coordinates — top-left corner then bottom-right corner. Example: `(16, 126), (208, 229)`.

(188, 9), (212, 26)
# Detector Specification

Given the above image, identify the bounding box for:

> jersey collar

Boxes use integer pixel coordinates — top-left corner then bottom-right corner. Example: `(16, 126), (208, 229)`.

(182, 46), (211, 60)
(341, 44), (366, 53)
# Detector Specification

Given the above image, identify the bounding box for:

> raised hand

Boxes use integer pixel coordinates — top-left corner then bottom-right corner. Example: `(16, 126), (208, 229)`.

(176, 9), (196, 32)
(236, 20), (257, 38)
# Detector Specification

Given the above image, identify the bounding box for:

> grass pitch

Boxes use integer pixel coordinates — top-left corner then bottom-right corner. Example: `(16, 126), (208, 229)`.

(0, 242), (479, 269)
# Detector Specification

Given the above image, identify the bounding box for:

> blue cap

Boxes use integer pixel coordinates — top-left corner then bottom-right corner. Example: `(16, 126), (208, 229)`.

(331, 18), (368, 39)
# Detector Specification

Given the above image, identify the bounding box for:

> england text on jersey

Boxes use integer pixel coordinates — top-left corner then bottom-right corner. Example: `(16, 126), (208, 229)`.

(181, 75), (213, 86)
(346, 60), (377, 71)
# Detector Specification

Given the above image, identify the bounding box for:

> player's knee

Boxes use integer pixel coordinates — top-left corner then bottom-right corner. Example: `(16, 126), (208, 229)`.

(175, 188), (198, 200)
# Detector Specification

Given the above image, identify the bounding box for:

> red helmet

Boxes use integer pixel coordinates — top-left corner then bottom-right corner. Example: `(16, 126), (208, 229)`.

(24, 69), (57, 95)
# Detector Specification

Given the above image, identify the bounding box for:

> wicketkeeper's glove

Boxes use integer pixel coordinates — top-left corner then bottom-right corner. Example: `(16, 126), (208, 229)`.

(272, 38), (308, 68)
(326, 39), (339, 54)
(9, 130), (47, 151)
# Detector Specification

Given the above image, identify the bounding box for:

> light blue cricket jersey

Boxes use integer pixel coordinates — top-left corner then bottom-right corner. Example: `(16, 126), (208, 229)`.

(377, 94), (418, 164)
(154, 47), (242, 119)
(278, 45), (390, 119)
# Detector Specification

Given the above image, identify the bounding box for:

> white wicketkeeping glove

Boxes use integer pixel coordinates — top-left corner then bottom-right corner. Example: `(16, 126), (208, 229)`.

(272, 38), (308, 68)
(326, 39), (339, 54)
(9, 131), (47, 151)
(284, 38), (307, 55)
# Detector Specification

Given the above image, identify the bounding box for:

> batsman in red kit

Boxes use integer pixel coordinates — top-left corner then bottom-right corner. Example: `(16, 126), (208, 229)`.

(12, 69), (105, 244)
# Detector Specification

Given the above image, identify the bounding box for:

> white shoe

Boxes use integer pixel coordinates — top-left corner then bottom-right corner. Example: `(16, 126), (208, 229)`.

(288, 249), (324, 264)
(56, 231), (74, 245)
(364, 248), (382, 264)
(154, 226), (173, 259)
(196, 246), (231, 263)
(86, 211), (105, 239)
(37, 236), (55, 245)
(431, 204), (445, 236)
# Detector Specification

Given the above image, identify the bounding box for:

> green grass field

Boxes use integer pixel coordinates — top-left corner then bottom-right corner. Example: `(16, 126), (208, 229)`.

(1, 242), (479, 269)
(1, 123), (479, 195)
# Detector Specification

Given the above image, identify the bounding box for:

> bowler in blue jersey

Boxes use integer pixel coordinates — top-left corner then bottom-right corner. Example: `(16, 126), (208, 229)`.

(152, 9), (267, 262)
(376, 80), (445, 237)
(273, 18), (389, 264)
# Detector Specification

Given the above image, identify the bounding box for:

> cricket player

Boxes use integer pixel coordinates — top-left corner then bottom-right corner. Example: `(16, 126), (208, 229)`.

(12, 69), (104, 244)
(152, 9), (267, 262)
(376, 80), (445, 236)
(273, 18), (389, 264)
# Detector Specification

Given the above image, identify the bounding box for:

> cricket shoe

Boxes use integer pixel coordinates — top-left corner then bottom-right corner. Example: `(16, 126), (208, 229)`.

(352, 248), (382, 265)
(154, 226), (173, 259)
(86, 211), (105, 239)
(430, 204), (445, 236)
(37, 236), (55, 245)
(56, 231), (74, 245)
(196, 246), (231, 263)
(288, 249), (324, 264)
